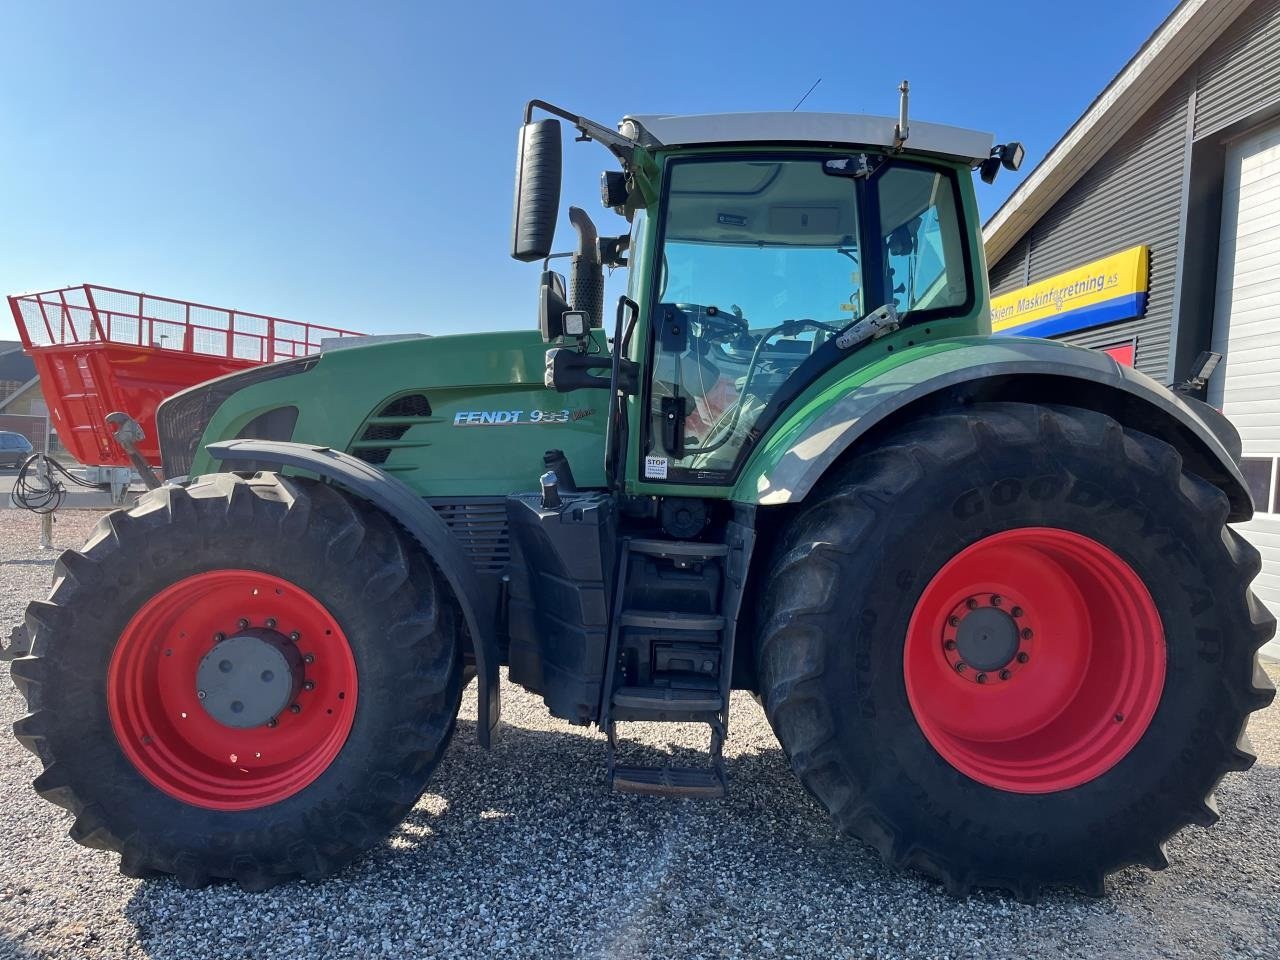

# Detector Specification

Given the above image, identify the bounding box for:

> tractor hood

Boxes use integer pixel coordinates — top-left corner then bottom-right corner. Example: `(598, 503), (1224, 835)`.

(164, 328), (611, 496)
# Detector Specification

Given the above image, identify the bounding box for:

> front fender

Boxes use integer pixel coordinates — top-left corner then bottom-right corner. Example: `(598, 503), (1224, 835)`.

(737, 336), (1252, 521)
(206, 439), (501, 746)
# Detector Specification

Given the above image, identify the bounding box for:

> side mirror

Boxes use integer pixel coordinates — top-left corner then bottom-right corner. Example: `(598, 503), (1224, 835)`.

(539, 271), (569, 342)
(512, 119), (563, 262)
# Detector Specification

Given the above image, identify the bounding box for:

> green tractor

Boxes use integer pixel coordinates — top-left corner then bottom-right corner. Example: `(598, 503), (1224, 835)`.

(11, 89), (1275, 900)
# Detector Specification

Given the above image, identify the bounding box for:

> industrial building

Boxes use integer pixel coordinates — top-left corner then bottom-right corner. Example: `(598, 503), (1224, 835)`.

(985, 0), (1280, 656)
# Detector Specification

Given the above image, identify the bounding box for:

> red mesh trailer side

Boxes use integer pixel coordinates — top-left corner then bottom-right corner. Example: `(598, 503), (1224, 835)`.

(8, 285), (362, 467)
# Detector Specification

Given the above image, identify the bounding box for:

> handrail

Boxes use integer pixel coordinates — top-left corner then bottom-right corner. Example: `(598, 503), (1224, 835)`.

(7, 283), (363, 362)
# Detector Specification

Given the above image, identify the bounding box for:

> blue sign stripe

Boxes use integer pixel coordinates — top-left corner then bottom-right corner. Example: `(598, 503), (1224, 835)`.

(994, 293), (1148, 339)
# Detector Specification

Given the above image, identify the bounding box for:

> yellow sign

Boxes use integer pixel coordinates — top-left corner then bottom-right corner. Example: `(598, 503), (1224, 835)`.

(991, 245), (1149, 338)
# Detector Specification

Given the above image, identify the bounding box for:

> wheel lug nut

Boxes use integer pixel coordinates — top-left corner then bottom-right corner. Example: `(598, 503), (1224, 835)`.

(266, 718), (278, 728)
(237, 618), (249, 630)
(213, 632), (225, 643)
(955, 662), (967, 673)
(1011, 606), (1023, 618)
(947, 615), (960, 627)
(304, 653), (315, 664)
(265, 618), (277, 629)
(976, 673), (988, 684)
(999, 669), (1012, 681)
(965, 598), (978, 610)
(944, 639), (957, 651)
(289, 703), (302, 714)
(1021, 628), (1033, 640)
(303, 680), (315, 691)
(1016, 652), (1030, 663)
(197, 690), (207, 700)
(290, 631), (301, 642)
(990, 595), (1002, 607)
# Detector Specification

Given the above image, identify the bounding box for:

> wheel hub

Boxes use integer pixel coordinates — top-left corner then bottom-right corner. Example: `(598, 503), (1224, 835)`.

(195, 628), (302, 728)
(954, 607), (1018, 672)
(941, 592), (1034, 684)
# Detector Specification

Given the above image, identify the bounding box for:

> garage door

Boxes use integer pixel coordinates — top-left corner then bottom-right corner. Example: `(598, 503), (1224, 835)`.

(1209, 123), (1280, 660)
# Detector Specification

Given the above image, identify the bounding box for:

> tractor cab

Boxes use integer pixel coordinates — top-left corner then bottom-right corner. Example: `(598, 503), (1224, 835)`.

(512, 92), (1024, 492)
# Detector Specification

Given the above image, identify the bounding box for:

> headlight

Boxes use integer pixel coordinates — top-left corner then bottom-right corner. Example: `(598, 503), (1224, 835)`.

(156, 357), (317, 478)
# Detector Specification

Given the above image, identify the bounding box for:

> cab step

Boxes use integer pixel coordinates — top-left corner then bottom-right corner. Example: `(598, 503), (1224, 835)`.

(600, 524), (757, 801)
(618, 611), (725, 631)
(610, 764), (726, 799)
(627, 538), (729, 561)
(611, 684), (724, 720)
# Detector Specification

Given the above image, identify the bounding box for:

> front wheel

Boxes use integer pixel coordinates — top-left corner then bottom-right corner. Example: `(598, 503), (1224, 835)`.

(756, 403), (1275, 899)
(12, 473), (463, 890)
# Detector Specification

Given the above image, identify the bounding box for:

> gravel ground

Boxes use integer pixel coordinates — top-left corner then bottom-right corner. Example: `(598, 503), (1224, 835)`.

(0, 507), (1277, 959)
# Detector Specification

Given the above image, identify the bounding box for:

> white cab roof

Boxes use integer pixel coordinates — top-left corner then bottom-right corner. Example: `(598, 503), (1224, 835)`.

(620, 112), (993, 164)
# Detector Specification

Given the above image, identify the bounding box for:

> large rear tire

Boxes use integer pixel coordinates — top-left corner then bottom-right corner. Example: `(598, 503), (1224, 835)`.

(756, 403), (1276, 899)
(11, 473), (463, 890)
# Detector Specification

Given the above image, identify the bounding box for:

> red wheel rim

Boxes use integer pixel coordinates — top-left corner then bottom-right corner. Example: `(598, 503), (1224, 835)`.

(904, 528), (1165, 793)
(108, 570), (357, 811)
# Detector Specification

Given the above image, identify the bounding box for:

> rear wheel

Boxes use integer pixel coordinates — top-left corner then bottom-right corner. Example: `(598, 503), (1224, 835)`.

(11, 473), (463, 889)
(756, 403), (1276, 898)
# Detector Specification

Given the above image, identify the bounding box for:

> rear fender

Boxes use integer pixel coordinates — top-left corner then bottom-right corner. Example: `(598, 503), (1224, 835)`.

(206, 439), (501, 746)
(738, 337), (1252, 521)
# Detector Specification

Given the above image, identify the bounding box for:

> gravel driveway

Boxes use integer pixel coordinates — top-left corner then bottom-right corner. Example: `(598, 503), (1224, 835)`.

(0, 508), (1277, 959)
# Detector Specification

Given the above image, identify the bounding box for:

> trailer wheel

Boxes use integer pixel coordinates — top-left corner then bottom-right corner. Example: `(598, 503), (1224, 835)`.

(11, 473), (462, 890)
(755, 403), (1275, 899)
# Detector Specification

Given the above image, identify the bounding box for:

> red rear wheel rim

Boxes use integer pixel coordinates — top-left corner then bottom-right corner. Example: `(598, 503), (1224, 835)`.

(108, 570), (357, 811)
(904, 528), (1165, 793)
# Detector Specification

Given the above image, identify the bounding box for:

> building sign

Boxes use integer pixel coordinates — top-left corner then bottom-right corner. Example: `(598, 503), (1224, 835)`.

(991, 245), (1149, 338)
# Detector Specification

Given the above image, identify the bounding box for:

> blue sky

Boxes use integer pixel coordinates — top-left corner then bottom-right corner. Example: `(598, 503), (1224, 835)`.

(1, 1), (1175, 343)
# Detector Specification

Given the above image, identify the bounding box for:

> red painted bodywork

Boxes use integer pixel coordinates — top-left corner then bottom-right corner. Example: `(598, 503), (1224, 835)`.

(8, 284), (362, 466)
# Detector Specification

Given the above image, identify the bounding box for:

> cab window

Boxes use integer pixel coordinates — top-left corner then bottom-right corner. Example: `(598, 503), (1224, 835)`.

(644, 155), (969, 484)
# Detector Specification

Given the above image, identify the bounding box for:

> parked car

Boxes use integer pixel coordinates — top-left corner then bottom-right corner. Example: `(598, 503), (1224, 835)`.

(0, 431), (34, 467)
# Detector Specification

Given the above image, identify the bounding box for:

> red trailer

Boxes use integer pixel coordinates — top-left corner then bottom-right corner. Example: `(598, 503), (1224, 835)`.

(7, 284), (362, 468)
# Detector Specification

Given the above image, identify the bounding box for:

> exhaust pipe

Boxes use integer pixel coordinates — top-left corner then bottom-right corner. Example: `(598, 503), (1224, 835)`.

(568, 206), (604, 328)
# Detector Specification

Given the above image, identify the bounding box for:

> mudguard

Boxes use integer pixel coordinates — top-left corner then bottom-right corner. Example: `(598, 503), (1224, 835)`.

(206, 439), (501, 747)
(738, 337), (1253, 521)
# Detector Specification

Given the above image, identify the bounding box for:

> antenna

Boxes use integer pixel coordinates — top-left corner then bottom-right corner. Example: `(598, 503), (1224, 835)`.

(893, 80), (910, 150)
(791, 77), (822, 112)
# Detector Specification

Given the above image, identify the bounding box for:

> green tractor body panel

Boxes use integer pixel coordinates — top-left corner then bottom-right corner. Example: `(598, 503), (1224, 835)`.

(732, 334), (1253, 517)
(185, 330), (610, 495)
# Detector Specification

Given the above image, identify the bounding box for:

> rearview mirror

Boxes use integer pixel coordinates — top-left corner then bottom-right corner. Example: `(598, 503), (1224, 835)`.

(539, 271), (569, 342)
(512, 119), (563, 262)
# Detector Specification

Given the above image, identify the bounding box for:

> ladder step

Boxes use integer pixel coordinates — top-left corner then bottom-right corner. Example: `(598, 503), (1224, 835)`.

(612, 685), (724, 713)
(619, 611), (725, 631)
(627, 538), (728, 560)
(611, 765), (726, 799)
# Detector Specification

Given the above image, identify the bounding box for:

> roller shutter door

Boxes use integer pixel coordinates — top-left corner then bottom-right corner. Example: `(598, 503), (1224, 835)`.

(1209, 123), (1280, 659)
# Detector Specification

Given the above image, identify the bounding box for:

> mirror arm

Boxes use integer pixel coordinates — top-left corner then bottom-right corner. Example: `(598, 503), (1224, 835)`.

(524, 99), (636, 157)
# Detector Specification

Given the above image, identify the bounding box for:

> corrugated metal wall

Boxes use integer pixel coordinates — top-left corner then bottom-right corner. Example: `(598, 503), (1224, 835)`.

(1195, 0), (1280, 140)
(987, 88), (1188, 381)
(988, 239), (1028, 296)
(986, 0), (1280, 383)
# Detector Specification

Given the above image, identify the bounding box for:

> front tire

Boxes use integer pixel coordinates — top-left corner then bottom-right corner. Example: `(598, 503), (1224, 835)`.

(11, 473), (463, 890)
(756, 403), (1276, 899)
